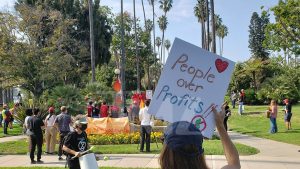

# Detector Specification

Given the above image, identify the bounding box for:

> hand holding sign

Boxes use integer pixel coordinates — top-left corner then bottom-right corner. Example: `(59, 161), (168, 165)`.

(148, 38), (235, 138)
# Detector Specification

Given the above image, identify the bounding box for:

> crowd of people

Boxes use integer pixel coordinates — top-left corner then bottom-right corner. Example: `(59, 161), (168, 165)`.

(21, 106), (89, 169)
(0, 92), (296, 169)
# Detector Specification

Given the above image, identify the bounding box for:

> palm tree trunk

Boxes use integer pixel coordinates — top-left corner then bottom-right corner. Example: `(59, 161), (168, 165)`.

(211, 0), (216, 53)
(141, 0), (147, 26)
(219, 37), (221, 56)
(133, 0), (140, 92)
(206, 0), (210, 51)
(152, 3), (155, 89)
(221, 37), (224, 56)
(201, 23), (205, 48)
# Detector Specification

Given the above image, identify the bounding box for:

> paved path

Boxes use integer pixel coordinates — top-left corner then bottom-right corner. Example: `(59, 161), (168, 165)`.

(0, 135), (27, 143)
(0, 132), (299, 169)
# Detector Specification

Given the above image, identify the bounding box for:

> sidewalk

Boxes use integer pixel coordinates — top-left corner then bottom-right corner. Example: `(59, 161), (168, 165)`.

(0, 132), (299, 169)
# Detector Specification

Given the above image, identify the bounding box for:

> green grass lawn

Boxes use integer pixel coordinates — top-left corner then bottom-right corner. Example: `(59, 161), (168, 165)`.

(0, 124), (23, 138)
(229, 103), (300, 145)
(0, 139), (258, 156)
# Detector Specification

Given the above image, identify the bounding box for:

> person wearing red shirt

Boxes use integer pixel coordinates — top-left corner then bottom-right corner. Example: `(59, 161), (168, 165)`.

(100, 101), (109, 118)
(86, 101), (93, 117)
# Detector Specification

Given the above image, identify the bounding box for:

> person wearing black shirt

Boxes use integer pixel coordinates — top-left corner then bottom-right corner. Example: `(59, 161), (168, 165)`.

(284, 99), (292, 130)
(223, 102), (231, 131)
(63, 115), (89, 169)
(27, 108), (45, 164)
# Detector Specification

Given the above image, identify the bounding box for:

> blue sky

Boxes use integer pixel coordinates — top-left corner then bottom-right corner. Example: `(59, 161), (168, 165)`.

(0, 0), (279, 62)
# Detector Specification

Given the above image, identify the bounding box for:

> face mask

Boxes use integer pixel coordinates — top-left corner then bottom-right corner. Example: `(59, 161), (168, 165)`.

(80, 124), (88, 131)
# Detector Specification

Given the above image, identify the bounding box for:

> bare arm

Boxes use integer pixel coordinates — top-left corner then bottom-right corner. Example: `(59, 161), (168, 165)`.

(213, 105), (241, 169)
(62, 145), (81, 157)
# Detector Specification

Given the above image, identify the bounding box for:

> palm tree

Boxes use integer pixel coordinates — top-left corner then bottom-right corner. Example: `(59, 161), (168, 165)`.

(148, 0), (156, 60)
(164, 39), (171, 63)
(212, 14), (222, 53)
(206, 0), (210, 51)
(210, 0), (216, 53)
(157, 15), (168, 66)
(216, 24), (228, 56)
(194, 0), (208, 49)
(159, 0), (173, 63)
(155, 37), (162, 63)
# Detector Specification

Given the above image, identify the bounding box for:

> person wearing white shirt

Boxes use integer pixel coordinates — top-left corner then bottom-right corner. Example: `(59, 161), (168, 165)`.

(44, 107), (57, 154)
(139, 100), (152, 152)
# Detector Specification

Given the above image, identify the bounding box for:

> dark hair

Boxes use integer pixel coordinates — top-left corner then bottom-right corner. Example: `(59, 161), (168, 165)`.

(25, 109), (33, 116)
(102, 101), (106, 105)
(33, 108), (40, 115)
(159, 144), (208, 169)
(89, 101), (93, 105)
(145, 99), (151, 106)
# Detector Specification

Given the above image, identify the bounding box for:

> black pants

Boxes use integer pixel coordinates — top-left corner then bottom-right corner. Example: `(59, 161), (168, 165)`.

(3, 121), (9, 134)
(30, 134), (43, 161)
(58, 132), (69, 157)
(140, 125), (151, 152)
(67, 157), (81, 169)
(224, 116), (229, 131)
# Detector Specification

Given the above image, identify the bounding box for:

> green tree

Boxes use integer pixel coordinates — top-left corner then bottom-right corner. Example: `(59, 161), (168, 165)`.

(16, 0), (113, 68)
(0, 7), (84, 98)
(264, 0), (300, 65)
(248, 12), (270, 60)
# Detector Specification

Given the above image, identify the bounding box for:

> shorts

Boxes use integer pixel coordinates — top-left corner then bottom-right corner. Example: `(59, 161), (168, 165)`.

(284, 113), (292, 122)
(10, 117), (14, 122)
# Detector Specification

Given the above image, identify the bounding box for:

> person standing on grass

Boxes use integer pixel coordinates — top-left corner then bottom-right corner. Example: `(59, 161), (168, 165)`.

(27, 108), (45, 164)
(24, 108), (33, 155)
(55, 106), (72, 161)
(223, 102), (231, 131)
(283, 99), (292, 130)
(139, 99), (152, 152)
(2, 104), (11, 135)
(269, 100), (278, 133)
(9, 103), (19, 129)
(230, 91), (237, 109)
(63, 115), (89, 169)
(238, 89), (245, 115)
(0, 106), (3, 128)
(44, 106), (57, 154)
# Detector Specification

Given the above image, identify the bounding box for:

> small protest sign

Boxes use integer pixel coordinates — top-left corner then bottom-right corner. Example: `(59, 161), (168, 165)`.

(146, 90), (153, 100)
(148, 38), (235, 138)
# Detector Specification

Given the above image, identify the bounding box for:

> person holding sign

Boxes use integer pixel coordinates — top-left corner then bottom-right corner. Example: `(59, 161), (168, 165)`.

(159, 104), (240, 169)
(63, 115), (89, 169)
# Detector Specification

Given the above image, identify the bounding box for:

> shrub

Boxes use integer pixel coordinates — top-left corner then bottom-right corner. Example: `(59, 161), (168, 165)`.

(41, 85), (85, 115)
(88, 132), (163, 145)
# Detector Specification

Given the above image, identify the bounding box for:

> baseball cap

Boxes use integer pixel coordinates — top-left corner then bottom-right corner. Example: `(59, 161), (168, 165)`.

(48, 107), (55, 113)
(164, 121), (204, 157)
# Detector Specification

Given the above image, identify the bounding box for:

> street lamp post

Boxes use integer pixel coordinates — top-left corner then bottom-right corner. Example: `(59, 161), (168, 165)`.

(120, 0), (126, 112)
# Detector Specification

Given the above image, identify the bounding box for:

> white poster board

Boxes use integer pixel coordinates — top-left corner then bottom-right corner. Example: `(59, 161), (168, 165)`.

(148, 38), (235, 138)
(146, 90), (153, 100)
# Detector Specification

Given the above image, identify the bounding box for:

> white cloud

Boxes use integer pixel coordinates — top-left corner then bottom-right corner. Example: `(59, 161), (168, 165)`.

(0, 0), (16, 12)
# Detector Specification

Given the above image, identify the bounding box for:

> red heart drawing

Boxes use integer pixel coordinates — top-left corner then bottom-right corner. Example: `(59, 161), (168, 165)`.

(215, 59), (229, 73)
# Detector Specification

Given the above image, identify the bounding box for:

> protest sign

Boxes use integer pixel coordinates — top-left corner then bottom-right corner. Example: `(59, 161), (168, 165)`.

(146, 90), (153, 100)
(148, 38), (235, 138)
